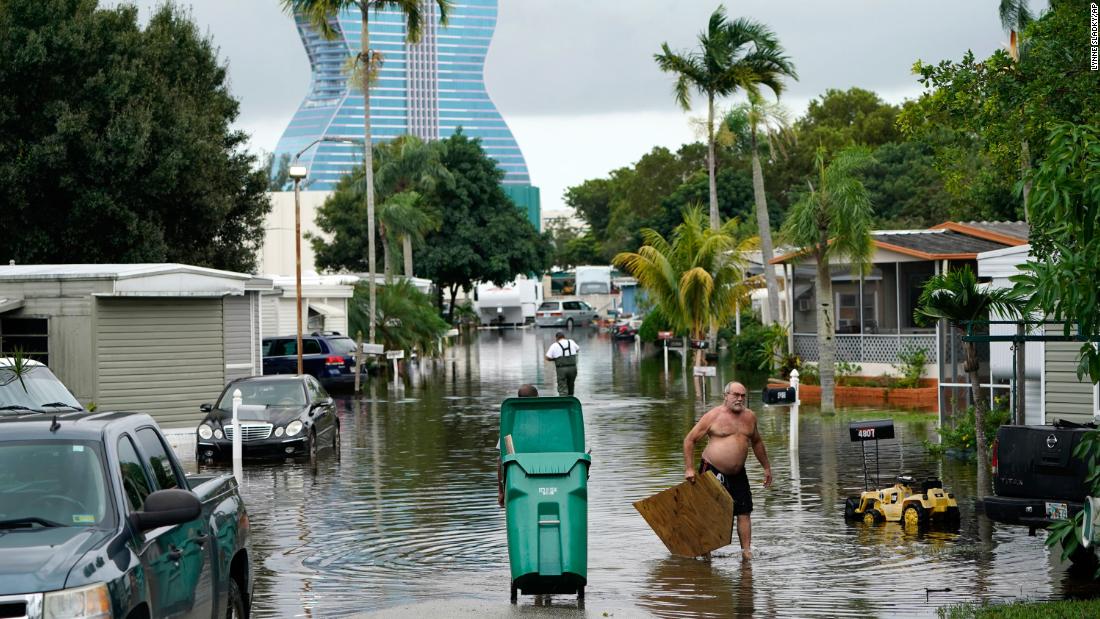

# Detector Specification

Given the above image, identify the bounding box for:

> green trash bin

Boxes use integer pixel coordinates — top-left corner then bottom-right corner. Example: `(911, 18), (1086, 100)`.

(500, 396), (590, 603)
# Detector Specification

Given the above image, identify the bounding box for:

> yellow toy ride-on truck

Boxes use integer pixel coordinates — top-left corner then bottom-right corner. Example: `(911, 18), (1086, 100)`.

(844, 475), (961, 527)
(843, 420), (960, 528)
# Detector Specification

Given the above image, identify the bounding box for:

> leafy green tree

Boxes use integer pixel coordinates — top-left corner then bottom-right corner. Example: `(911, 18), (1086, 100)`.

(415, 132), (552, 320)
(283, 0), (452, 342)
(564, 178), (614, 241)
(902, 2), (1098, 224)
(602, 147), (714, 258)
(655, 6), (796, 231)
(768, 88), (902, 219)
(0, 0), (270, 271)
(861, 141), (954, 227)
(546, 223), (601, 270)
(780, 147), (875, 413)
(613, 206), (750, 364)
(915, 265), (1023, 494)
(1019, 122), (1100, 566)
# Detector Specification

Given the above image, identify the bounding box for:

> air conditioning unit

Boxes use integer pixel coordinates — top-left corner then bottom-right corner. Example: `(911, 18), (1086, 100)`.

(797, 298), (812, 312)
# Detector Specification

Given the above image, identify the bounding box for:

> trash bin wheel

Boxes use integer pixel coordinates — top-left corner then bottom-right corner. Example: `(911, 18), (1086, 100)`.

(510, 582), (517, 604)
(577, 586), (585, 609)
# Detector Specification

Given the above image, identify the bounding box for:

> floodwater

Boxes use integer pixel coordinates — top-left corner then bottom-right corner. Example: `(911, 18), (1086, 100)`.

(182, 329), (1100, 617)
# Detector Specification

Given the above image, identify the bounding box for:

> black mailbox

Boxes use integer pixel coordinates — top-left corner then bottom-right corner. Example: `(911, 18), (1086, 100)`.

(762, 386), (796, 405)
(689, 339), (710, 350)
(848, 419), (895, 442)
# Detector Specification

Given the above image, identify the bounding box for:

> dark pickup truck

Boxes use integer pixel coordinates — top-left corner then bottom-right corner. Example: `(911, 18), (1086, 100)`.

(0, 404), (252, 618)
(984, 422), (1097, 561)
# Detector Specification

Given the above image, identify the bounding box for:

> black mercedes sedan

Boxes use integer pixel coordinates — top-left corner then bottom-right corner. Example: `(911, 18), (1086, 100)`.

(195, 375), (339, 463)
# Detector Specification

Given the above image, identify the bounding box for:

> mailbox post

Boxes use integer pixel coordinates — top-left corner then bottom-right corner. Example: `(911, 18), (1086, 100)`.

(848, 419), (896, 489)
(657, 331), (673, 373)
(693, 365), (716, 402)
(386, 349), (405, 387)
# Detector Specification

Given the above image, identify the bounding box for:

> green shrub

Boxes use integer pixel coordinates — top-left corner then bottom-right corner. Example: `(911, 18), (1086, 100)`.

(924, 397), (1010, 457)
(894, 347), (928, 388)
(797, 362), (819, 385)
(638, 305), (676, 343)
(723, 314), (789, 374)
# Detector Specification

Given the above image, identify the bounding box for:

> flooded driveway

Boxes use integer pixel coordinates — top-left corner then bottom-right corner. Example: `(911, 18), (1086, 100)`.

(183, 329), (1099, 617)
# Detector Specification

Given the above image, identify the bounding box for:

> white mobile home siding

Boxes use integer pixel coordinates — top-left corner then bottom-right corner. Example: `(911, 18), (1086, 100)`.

(1043, 325), (1096, 424)
(223, 295), (255, 382)
(94, 298), (224, 428)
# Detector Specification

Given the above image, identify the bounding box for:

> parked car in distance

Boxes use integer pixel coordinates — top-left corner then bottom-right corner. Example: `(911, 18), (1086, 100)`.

(262, 332), (363, 390)
(535, 299), (599, 328)
(196, 375), (339, 464)
(0, 405), (252, 618)
(0, 357), (84, 414)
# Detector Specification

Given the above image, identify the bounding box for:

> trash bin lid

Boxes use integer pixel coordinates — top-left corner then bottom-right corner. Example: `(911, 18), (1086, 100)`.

(503, 452), (591, 476)
(500, 396), (585, 456)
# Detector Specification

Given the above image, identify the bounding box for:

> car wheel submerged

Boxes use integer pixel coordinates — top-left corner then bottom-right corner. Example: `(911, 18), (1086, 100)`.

(307, 430), (318, 465)
(566, 318), (574, 329)
(331, 423), (340, 460)
(226, 579), (245, 619)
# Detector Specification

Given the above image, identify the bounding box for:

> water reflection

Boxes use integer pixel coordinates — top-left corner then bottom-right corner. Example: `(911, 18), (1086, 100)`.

(178, 328), (1099, 617)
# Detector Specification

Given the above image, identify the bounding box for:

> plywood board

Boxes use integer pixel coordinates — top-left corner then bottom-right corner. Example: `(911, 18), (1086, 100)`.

(633, 471), (733, 557)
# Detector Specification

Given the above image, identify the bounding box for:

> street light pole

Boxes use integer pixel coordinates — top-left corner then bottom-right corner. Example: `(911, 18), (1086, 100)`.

(288, 167), (307, 375)
(287, 136), (365, 376)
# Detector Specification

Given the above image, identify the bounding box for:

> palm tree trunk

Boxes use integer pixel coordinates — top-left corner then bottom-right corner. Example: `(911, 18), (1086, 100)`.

(403, 235), (413, 277)
(751, 129), (781, 326)
(706, 94), (719, 232)
(361, 10), (378, 342)
(1020, 139), (1031, 223)
(382, 234), (393, 281)
(964, 339), (990, 494)
(816, 248), (836, 413)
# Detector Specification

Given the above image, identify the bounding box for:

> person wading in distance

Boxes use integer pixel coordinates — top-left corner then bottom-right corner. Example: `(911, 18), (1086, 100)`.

(683, 381), (772, 559)
(545, 332), (580, 396)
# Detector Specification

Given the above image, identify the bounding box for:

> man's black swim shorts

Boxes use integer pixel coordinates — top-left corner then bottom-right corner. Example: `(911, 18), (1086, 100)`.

(699, 459), (753, 515)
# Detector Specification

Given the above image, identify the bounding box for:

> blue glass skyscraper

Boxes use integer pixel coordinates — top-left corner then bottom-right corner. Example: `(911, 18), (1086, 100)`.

(273, 0), (539, 226)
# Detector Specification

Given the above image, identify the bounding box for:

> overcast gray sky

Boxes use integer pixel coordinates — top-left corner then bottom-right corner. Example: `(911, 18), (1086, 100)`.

(112, 0), (1016, 215)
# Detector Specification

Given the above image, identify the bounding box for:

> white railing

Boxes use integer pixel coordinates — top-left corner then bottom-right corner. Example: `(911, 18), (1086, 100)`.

(793, 333), (937, 364)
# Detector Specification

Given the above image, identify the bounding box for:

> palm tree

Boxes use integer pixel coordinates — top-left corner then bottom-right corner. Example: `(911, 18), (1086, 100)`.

(282, 0), (451, 343)
(998, 0), (1034, 61)
(377, 190), (437, 279)
(728, 92), (792, 326)
(655, 6), (796, 232)
(349, 278), (449, 358)
(998, 0), (1036, 222)
(613, 206), (751, 365)
(915, 265), (1024, 493)
(374, 136), (450, 277)
(780, 147), (875, 413)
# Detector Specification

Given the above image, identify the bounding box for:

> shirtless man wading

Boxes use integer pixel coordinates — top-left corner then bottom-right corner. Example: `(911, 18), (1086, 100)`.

(683, 381), (772, 559)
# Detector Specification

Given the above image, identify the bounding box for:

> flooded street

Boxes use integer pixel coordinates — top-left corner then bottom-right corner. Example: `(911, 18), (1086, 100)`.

(184, 329), (1099, 617)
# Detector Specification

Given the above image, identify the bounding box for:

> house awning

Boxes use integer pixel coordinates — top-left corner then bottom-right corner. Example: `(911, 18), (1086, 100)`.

(308, 301), (343, 317)
(0, 298), (24, 314)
